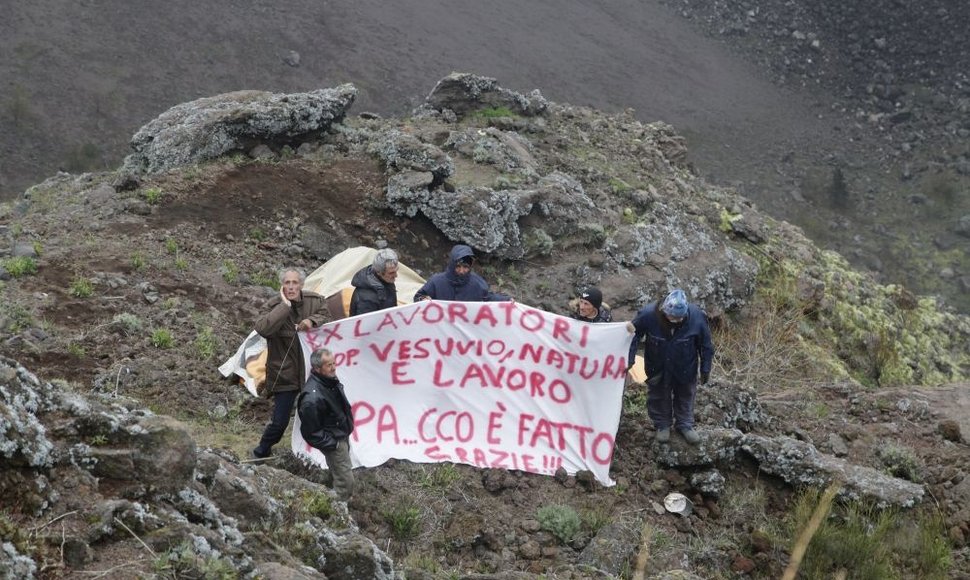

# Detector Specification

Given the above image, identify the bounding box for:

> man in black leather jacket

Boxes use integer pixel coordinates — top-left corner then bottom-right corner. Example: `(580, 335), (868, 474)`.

(349, 248), (399, 316)
(298, 348), (356, 500)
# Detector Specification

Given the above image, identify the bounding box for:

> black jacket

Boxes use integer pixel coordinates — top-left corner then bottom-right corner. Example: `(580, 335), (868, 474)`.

(350, 265), (397, 316)
(297, 371), (355, 452)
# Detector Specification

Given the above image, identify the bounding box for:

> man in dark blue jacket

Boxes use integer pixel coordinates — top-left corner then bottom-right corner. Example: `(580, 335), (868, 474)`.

(414, 244), (509, 302)
(298, 348), (356, 500)
(627, 289), (714, 445)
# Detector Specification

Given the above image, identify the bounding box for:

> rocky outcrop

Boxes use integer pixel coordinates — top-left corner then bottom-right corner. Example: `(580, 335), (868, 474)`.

(0, 356), (396, 577)
(650, 428), (924, 508)
(421, 72), (548, 118)
(122, 85), (357, 175)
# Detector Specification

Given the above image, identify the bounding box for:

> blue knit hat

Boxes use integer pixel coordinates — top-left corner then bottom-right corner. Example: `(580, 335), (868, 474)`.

(661, 289), (688, 318)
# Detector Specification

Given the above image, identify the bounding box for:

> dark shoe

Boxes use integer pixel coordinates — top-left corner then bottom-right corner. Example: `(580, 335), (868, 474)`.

(251, 447), (270, 459)
(655, 428), (670, 443)
(680, 429), (700, 445)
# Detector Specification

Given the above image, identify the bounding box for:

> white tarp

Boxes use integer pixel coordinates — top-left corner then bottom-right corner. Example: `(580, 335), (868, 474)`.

(290, 301), (630, 486)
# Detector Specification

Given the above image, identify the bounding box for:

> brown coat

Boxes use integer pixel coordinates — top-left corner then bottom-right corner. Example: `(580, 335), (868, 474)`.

(254, 291), (328, 394)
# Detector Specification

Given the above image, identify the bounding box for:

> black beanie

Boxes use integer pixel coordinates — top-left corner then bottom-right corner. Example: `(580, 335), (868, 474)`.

(580, 287), (603, 309)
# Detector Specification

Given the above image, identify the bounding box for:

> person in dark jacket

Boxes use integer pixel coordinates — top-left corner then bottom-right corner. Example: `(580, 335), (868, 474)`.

(414, 244), (510, 302)
(569, 287), (613, 323)
(252, 267), (328, 459)
(627, 288), (714, 445)
(298, 348), (356, 500)
(349, 248), (399, 316)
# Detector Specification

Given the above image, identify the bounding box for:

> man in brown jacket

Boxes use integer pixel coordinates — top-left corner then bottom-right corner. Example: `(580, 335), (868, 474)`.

(252, 267), (328, 459)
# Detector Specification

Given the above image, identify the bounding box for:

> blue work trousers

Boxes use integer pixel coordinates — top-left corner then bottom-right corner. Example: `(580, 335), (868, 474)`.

(647, 376), (697, 431)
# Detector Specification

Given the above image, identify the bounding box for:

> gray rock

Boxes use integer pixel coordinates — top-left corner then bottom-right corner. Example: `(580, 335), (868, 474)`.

(11, 243), (38, 258)
(578, 522), (640, 576)
(827, 433), (849, 457)
(369, 129), (453, 180)
(690, 469), (726, 497)
(422, 72), (548, 118)
(122, 85), (356, 174)
(952, 215), (969, 238)
(741, 434), (924, 507)
(282, 50), (301, 67)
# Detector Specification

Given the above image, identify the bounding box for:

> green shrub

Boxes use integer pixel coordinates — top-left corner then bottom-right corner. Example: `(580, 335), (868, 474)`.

(383, 502), (422, 541)
(303, 491), (335, 520)
(222, 259), (239, 284)
(113, 312), (143, 335)
(164, 238), (178, 254)
(252, 271), (281, 290)
(174, 256), (188, 271)
(3, 256), (38, 277)
(419, 463), (461, 489)
(143, 187), (162, 205)
(67, 342), (86, 357)
(878, 443), (924, 482)
(31, 241), (42, 256)
(537, 504), (581, 544)
(151, 328), (174, 349)
(0, 302), (33, 332)
(194, 326), (218, 359)
(152, 543), (237, 580)
(130, 252), (146, 271)
(524, 228), (554, 257)
(473, 106), (515, 118)
(69, 277), (94, 298)
(248, 227), (266, 241)
(785, 488), (949, 578)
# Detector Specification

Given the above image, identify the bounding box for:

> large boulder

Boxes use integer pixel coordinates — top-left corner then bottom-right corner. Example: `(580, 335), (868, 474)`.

(422, 73), (548, 118)
(122, 85), (357, 174)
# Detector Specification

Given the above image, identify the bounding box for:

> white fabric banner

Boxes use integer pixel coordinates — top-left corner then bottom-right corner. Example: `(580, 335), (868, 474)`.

(291, 301), (629, 486)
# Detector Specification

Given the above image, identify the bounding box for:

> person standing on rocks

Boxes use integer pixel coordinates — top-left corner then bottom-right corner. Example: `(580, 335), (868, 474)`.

(252, 267), (328, 459)
(414, 244), (510, 302)
(349, 248), (400, 316)
(626, 288), (714, 445)
(569, 287), (613, 323)
(298, 348), (356, 501)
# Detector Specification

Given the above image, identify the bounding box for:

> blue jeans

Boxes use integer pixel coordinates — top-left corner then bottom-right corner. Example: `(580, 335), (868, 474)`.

(255, 390), (299, 456)
(647, 375), (697, 431)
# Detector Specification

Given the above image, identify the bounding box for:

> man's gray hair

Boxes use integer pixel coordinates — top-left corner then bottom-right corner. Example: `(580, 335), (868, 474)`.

(372, 249), (399, 274)
(310, 348), (333, 369)
(278, 267), (306, 284)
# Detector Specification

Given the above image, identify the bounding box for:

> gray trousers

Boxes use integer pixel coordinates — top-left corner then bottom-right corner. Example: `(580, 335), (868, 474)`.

(647, 376), (698, 431)
(323, 438), (355, 501)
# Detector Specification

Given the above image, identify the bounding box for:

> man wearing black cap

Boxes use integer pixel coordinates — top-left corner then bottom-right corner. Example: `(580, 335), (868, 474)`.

(570, 287), (612, 323)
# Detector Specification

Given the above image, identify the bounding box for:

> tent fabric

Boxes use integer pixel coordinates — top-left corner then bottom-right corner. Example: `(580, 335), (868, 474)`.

(304, 246), (425, 312)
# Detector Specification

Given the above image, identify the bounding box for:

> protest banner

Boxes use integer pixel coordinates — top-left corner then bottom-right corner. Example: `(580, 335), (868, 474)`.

(291, 300), (630, 486)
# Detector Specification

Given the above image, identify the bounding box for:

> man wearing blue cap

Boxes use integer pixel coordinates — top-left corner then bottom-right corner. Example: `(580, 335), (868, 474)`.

(627, 288), (714, 445)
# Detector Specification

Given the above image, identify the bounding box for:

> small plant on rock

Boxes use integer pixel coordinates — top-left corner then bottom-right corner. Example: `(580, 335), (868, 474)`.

(302, 490), (335, 520)
(537, 504), (581, 544)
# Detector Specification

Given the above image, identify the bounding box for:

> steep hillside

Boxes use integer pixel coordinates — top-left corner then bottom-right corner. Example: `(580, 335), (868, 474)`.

(1, 76), (968, 578)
